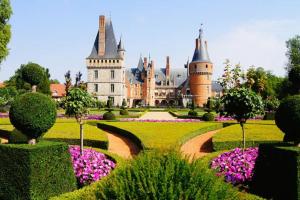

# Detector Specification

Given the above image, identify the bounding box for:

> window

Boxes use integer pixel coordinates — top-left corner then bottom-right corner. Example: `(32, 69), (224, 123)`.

(111, 84), (114, 93)
(194, 65), (197, 69)
(117, 60), (119, 63)
(111, 70), (115, 79)
(113, 60), (115, 63)
(94, 84), (98, 92)
(109, 60), (111, 63)
(105, 60), (107, 63)
(108, 96), (114, 105)
(206, 64), (208, 68)
(94, 70), (98, 79)
(101, 60), (103, 63)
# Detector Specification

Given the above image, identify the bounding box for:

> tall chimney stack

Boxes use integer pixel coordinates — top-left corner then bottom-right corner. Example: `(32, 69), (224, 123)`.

(143, 57), (148, 70)
(166, 56), (170, 77)
(98, 15), (106, 56)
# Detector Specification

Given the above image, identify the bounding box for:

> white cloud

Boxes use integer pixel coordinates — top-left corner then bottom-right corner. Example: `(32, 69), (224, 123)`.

(210, 19), (300, 79)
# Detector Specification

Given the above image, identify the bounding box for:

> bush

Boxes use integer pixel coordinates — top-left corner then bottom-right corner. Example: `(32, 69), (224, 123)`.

(202, 112), (215, 121)
(188, 109), (198, 116)
(275, 95), (300, 144)
(119, 109), (129, 115)
(96, 150), (245, 200)
(103, 111), (116, 120)
(250, 143), (300, 200)
(263, 111), (275, 120)
(8, 129), (28, 144)
(0, 141), (77, 200)
(21, 63), (45, 86)
(9, 93), (57, 141)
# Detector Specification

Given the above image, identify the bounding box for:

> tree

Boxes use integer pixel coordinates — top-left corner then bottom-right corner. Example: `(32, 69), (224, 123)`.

(64, 88), (94, 155)
(245, 67), (267, 95)
(288, 65), (300, 94)
(221, 87), (264, 149)
(0, 0), (12, 65)
(64, 70), (72, 96)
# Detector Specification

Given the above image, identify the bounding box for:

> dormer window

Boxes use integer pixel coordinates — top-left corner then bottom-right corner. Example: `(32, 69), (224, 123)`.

(206, 64), (208, 68)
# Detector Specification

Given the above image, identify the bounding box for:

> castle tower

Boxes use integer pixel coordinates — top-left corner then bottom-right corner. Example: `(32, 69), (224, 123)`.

(142, 60), (155, 106)
(188, 27), (213, 106)
(86, 15), (126, 106)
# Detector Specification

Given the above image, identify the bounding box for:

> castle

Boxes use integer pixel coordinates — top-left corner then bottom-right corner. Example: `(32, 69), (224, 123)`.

(86, 15), (222, 107)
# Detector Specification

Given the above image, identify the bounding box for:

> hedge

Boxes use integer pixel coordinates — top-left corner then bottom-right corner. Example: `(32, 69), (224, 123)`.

(213, 140), (280, 151)
(169, 111), (202, 120)
(250, 143), (300, 200)
(0, 141), (77, 200)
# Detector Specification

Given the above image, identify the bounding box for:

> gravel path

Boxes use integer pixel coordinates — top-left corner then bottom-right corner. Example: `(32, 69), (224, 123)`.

(105, 131), (140, 159)
(139, 112), (176, 120)
(181, 129), (220, 160)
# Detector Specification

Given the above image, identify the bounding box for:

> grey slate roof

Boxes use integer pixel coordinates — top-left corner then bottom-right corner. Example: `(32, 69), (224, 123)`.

(87, 20), (120, 59)
(192, 29), (211, 63)
(154, 68), (187, 86)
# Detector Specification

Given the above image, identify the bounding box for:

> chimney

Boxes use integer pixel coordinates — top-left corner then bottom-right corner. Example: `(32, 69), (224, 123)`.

(98, 15), (106, 56)
(195, 38), (200, 49)
(166, 56), (170, 77)
(143, 57), (148, 69)
(151, 60), (155, 76)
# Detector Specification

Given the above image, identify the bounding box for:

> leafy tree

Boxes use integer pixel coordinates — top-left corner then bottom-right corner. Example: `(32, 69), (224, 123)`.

(0, 0), (12, 65)
(204, 97), (215, 113)
(221, 87), (264, 149)
(245, 67), (267, 95)
(50, 79), (60, 84)
(64, 88), (94, 154)
(264, 72), (285, 99)
(0, 86), (17, 108)
(288, 65), (300, 94)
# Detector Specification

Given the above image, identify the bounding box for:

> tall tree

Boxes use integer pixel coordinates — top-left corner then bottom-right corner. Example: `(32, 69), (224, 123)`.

(0, 0), (12, 65)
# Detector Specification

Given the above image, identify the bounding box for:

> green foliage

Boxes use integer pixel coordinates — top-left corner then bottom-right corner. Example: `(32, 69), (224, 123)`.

(121, 98), (127, 108)
(202, 112), (215, 121)
(103, 111), (116, 120)
(106, 99), (112, 108)
(221, 88), (264, 123)
(0, 141), (77, 200)
(264, 72), (285, 99)
(8, 128), (27, 144)
(245, 67), (267, 95)
(9, 92), (57, 140)
(250, 143), (300, 200)
(275, 95), (300, 145)
(119, 109), (128, 115)
(0, 0), (12, 65)
(204, 97), (215, 112)
(263, 111), (275, 120)
(21, 62), (45, 86)
(64, 88), (93, 122)
(264, 97), (280, 111)
(0, 86), (17, 109)
(188, 109), (198, 116)
(96, 150), (249, 200)
(288, 65), (300, 94)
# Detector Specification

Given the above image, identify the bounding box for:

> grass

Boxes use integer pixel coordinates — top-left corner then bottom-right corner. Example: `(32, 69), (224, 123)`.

(100, 121), (222, 149)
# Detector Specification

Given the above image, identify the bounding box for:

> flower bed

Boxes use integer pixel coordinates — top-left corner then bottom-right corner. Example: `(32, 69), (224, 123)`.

(211, 147), (258, 185)
(69, 146), (116, 186)
(120, 118), (201, 122)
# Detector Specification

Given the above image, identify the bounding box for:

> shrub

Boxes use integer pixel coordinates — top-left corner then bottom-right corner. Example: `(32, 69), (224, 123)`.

(250, 143), (300, 200)
(8, 129), (27, 144)
(103, 111), (116, 120)
(263, 111), (275, 120)
(188, 109), (198, 116)
(275, 95), (300, 145)
(119, 109), (129, 115)
(0, 141), (77, 200)
(21, 63), (45, 86)
(9, 93), (57, 142)
(96, 150), (243, 200)
(69, 146), (115, 187)
(202, 112), (215, 121)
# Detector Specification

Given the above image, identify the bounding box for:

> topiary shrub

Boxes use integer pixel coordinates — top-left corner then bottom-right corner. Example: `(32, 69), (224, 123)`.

(119, 109), (129, 115)
(9, 92), (57, 144)
(275, 95), (300, 145)
(188, 110), (198, 116)
(103, 111), (116, 120)
(202, 112), (215, 121)
(21, 63), (45, 92)
(0, 141), (77, 200)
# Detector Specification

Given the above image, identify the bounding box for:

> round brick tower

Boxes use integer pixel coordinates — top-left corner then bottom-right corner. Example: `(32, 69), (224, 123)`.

(189, 27), (213, 107)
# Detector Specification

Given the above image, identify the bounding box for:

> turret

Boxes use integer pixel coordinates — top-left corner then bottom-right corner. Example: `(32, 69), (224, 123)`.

(188, 26), (213, 106)
(117, 37), (125, 60)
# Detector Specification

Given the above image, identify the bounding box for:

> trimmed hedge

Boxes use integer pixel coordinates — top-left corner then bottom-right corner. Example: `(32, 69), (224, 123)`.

(169, 111), (202, 120)
(188, 110), (198, 116)
(213, 140), (279, 151)
(119, 109), (129, 115)
(202, 112), (215, 121)
(250, 143), (300, 200)
(103, 111), (116, 120)
(0, 141), (77, 200)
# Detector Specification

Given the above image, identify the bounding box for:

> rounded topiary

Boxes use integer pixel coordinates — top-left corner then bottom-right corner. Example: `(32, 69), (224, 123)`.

(120, 109), (129, 115)
(188, 110), (198, 116)
(202, 112), (215, 121)
(103, 111), (116, 120)
(275, 95), (300, 145)
(21, 63), (45, 86)
(9, 93), (57, 143)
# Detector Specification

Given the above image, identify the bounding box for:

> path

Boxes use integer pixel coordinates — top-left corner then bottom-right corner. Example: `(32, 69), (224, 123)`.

(181, 129), (220, 160)
(105, 131), (140, 159)
(139, 111), (176, 120)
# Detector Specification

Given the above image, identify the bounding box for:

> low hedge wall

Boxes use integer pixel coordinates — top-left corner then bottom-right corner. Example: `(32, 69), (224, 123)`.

(97, 123), (145, 150)
(0, 141), (77, 200)
(169, 111), (203, 120)
(250, 143), (300, 200)
(213, 140), (279, 151)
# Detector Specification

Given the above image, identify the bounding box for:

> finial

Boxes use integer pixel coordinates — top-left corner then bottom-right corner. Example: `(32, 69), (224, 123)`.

(148, 53), (151, 61)
(199, 23), (203, 39)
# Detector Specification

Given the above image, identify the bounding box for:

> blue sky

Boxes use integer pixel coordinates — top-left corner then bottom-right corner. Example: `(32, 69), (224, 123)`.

(1, 0), (300, 82)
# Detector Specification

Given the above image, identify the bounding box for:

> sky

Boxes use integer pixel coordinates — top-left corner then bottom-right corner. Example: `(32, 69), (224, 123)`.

(1, 0), (300, 82)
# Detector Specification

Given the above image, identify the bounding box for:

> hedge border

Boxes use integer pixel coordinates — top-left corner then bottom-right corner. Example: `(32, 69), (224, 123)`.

(213, 140), (280, 151)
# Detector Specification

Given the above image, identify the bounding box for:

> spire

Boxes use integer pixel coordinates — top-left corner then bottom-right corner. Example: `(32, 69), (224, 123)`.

(191, 25), (211, 63)
(137, 54), (144, 71)
(118, 35), (125, 51)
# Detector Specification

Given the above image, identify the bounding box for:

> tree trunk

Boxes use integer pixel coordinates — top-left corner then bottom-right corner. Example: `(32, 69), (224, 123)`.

(80, 122), (84, 155)
(28, 138), (36, 145)
(240, 122), (246, 151)
(32, 85), (37, 93)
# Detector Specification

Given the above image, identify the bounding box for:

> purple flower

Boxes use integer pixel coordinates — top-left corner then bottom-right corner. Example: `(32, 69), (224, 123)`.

(69, 145), (116, 186)
(211, 147), (258, 185)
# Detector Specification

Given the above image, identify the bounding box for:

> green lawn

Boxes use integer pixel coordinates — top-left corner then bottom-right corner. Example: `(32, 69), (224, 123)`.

(100, 121), (223, 149)
(212, 120), (284, 150)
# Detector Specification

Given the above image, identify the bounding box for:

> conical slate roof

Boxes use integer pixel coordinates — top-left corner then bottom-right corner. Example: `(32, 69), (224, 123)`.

(191, 28), (211, 63)
(87, 19), (120, 59)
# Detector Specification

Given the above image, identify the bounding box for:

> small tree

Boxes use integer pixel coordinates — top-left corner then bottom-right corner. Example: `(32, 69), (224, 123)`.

(205, 97), (215, 113)
(221, 87), (264, 149)
(64, 88), (93, 155)
(21, 63), (46, 92)
(121, 98), (127, 109)
(0, 0), (12, 66)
